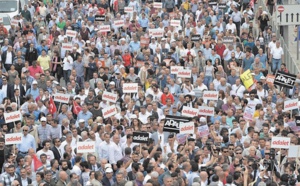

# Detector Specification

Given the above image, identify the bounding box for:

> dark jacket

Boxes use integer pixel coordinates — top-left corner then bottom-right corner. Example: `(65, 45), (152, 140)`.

(15, 177), (32, 186)
(25, 48), (38, 64)
(1, 51), (15, 65)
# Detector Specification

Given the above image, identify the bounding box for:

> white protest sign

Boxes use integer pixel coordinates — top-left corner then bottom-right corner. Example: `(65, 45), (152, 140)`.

(198, 125), (209, 137)
(77, 141), (96, 153)
(99, 25), (111, 32)
(177, 69), (191, 78)
(61, 43), (73, 51)
(284, 99), (298, 111)
(271, 137), (291, 149)
(153, 2), (163, 8)
(170, 20), (181, 27)
(124, 7), (134, 13)
(11, 19), (19, 26)
(5, 133), (22, 145)
(54, 93), (70, 104)
(149, 29), (164, 37)
(243, 106), (255, 121)
(179, 122), (194, 134)
(102, 105), (117, 119)
(203, 91), (219, 100)
(66, 30), (77, 38)
(198, 106), (214, 116)
(114, 20), (124, 28)
(182, 106), (198, 118)
(288, 145), (300, 157)
(4, 111), (21, 123)
(170, 66), (184, 75)
(123, 83), (138, 93)
(102, 91), (118, 103)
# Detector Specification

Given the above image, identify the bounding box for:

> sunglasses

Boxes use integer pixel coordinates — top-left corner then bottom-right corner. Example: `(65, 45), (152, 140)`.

(23, 130), (28, 132)
(265, 153), (270, 155)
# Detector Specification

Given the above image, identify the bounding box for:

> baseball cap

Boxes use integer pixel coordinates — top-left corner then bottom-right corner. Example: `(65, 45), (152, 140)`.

(32, 80), (38, 84)
(40, 117), (47, 122)
(79, 119), (85, 123)
(105, 168), (113, 173)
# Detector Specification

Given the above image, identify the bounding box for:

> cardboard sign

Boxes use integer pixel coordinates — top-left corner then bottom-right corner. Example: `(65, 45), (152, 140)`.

(191, 35), (201, 41)
(5, 133), (22, 145)
(274, 71), (296, 89)
(95, 15), (105, 21)
(243, 106), (254, 121)
(114, 20), (124, 28)
(54, 93), (70, 103)
(198, 125), (209, 137)
(218, 3), (227, 9)
(240, 69), (254, 89)
(99, 25), (111, 32)
(170, 20), (181, 27)
(209, 0), (218, 5)
(123, 83), (138, 93)
(169, 12), (176, 19)
(177, 133), (188, 144)
(182, 106), (199, 118)
(153, 2), (162, 8)
(149, 29), (164, 37)
(77, 141), (96, 153)
(179, 122), (194, 134)
(132, 132), (149, 143)
(11, 19), (19, 26)
(198, 106), (214, 116)
(4, 111), (21, 123)
(124, 7), (134, 13)
(203, 91), (219, 100)
(61, 43), (73, 51)
(296, 116), (300, 126)
(102, 91), (118, 103)
(66, 30), (77, 38)
(102, 105), (117, 119)
(284, 99), (298, 111)
(266, 74), (275, 84)
(271, 137), (291, 149)
(223, 36), (235, 45)
(177, 69), (191, 78)
(170, 66), (184, 75)
(288, 145), (300, 157)
(164, 115), (191, 133)
(140, 37), (150, 46)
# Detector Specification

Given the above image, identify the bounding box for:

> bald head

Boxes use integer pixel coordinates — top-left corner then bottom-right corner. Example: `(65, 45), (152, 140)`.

(59, 171), (68, 181)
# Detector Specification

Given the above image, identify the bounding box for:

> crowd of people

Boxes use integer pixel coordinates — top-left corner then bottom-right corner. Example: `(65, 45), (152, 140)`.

(0, 0), (298, 186)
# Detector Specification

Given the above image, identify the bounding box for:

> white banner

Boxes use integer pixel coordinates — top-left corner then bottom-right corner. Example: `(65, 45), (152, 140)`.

(123, 83), (138, 93)
(284, 99), (298, 111)
(198, 106), (214, 116)
(153, 2), (163, 8)
(124, 7), (134, 13)
(61, 43), (73, 51)
(170, 20), (181, 27)
(5, 133), (22, 145)
(203, 91), (219, 100)
(114, 20), (124, 28)
(102, 91), (118, 103)
(177, 69), (191, 78)
(271, 137), (291, 149)
(54, 93), (70, 103)
(4, 111), (21, 123)
(181, 106), (198, 117)
(11, 19), (19, 26)
(99, 25), (111, 32)
(179, 122), (194, 134)
(288, 145), (300, 157)
(170, 66), (184, 75)
(66, 30), (77, 38)
(149, 29), (164, 37)
(77, 141), (96, 153)
(102, 105), (117, 119)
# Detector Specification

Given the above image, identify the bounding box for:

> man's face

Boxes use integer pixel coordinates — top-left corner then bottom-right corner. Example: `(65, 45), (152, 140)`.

(8, 167), (14, 175)
(21, 169), (26, 178)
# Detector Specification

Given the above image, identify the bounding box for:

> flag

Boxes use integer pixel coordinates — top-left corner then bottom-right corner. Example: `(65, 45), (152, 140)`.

(32, 154), (43, 171)
(73, 101), (82, 115)
(49, 97), (57, 114)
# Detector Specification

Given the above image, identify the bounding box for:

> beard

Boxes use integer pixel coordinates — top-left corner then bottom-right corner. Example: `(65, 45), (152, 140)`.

(62, 167), (69, 171)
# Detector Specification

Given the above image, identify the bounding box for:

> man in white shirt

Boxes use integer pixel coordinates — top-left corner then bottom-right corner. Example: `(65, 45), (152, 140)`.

(36, 140), (55, 164)
(98, 133), (111, 161)
(270, 41), (284, 73)
(109, 134), (123, 170)
(231, 79), (246, 98)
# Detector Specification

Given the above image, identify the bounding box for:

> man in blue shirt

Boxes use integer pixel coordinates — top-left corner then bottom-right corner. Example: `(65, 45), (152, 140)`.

(36, 40), (49, 56)
(17, 125), (36, 157)
(129, 37), (140, 53)
(242, 49), (254, 71)
(25, 80), (39, 100)
(138, 13), (149, 32)
(77, 104), (93, 127)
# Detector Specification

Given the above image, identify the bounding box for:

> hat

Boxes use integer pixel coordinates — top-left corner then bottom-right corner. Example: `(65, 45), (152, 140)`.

(161, 38), (166, 41)
(260, 76), (266, 80)
(105, 168), (113, 173)
(78, 16), (82, 19)
(40, 117), (47, 122)
(251, 73), (255, 76)
(86, 40), (91, 44)
(40, 27), (44, 29)
(109, 82), (115, 85)
(200, 117), (206, 122)
(79, 119), (85, 123)
(32, 80), (38, 84)
(53, 80), (59, 85)
(151, 37), (155, 40)
(262, 11), (267, 15)
(73, 47), (77, 50)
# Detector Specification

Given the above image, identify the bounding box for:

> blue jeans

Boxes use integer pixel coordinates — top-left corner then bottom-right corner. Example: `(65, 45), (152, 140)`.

(63, 70), (71, 85)
(271, 58), (281, 73)
(204, 76), (213, 87)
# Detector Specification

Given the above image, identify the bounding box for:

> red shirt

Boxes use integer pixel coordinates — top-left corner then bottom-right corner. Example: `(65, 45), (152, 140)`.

(161, 93), (174, 105)
(215, 44), (226, 59)
(28, 65), (43, 77)
(122, 54), (131, 67)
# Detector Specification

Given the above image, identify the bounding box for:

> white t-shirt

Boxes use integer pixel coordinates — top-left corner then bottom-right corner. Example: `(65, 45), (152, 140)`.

(36, 149), (55, 163)
(270, 47), (284, 59)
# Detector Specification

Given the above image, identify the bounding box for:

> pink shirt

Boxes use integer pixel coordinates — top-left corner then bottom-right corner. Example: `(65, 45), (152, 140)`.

(28, 66), (43, 77)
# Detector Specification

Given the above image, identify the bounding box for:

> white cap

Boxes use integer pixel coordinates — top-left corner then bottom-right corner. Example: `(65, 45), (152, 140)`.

(109, 82), (115, 85)
(40, 117), (47, 122)
(105, 163), (112, 169)
(200, 117), (206, 122)
(32, 80), (38, 84)
(79, 119), (85, 123)
(105, 168), (113, 173)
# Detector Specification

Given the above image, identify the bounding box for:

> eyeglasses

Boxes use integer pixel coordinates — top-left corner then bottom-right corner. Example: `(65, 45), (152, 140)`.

(23, 130), (28, 132)
(265, 153), (270, 155)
